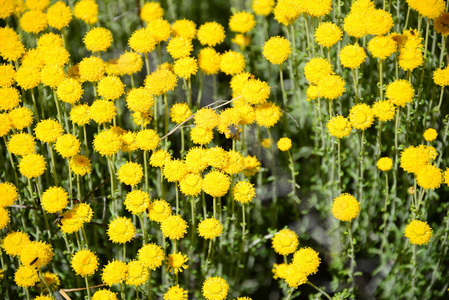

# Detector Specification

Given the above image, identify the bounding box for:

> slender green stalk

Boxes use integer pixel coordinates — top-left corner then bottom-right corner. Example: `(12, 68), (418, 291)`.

(347, 221), (356, 299)
(48, 144), (58, 186)
(307, 281), (332, 300)
(85, 276), (91, 300)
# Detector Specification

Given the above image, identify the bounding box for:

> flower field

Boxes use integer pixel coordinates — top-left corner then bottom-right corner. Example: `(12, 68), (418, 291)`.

(1, 0), (449, 299)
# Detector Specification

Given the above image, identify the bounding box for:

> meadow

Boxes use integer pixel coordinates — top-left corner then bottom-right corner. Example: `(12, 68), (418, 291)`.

(0, 0), (449, 299)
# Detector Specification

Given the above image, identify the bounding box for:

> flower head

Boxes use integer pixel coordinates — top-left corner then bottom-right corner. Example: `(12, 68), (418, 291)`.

(272, 228), (299, 256)
(107, 217), (136, 243)
(377, 157), (393, 171)
(71, 250), (99, 277)
(198, 218), (223, 240)
(197, 22), (225, 46)
(125, 190), (150, 215)
(161, 215), (188, 240)
(404, 219), (433, 245)
(202, 276), (229, 300)
(102, 260), (128, 286)
(332, 193), (360, 221)
(315, 22), (342, 48)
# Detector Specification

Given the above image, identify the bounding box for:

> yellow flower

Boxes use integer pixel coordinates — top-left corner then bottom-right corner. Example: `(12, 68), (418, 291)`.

(70, 104), (90, 126)
(272, 263), (289, 280)
(197, 22), (225, 46)
(0, 182), (18, 208)
(144, 69), (178, 96)
(332, 193), (360, 222)
(406, 0), (445, 19)
(125, 190), (150, 215)
(161, 215), (188, 240)
(55, 133), (80, 158)
(47, 1), (72, 30)
(107, 217), (136, 244)
(190, 126), (214, 145)
(164, 285), (188, 300)
(102, 260), (128, 286)
(41, 186), (68, 213)
(404, 219), (433, 245)
(0, 64), (16, 88)
(19, 241), (54, 268)
(252, 0), (275, 16)
(314, 22), (342, 48)
(1, 231), (30, 257)
(0, 87), (21, 111)
(272, 228), (299, 255)
(97, 76), (124, 100)
(434, 12), (449, 36)
(327, 115), (352, 138)
(377, 157), (393, 171)
(93, 129), (122, 156)
(16, 66), (41, 90)
(79, 56), (106, 82)
(274, 0), (304, 26)
(423, 128), (438, 142)
(14, 266), (39, 288)
(372, 100), (395, 122)
(292, 247), (321, 276)
(71, 250), (99, 277)
(340, 44), (367, 69)
(70, 155), (92, 176)
(8, 133), (35, 156)
(147, 18), (171, 43)
(174, 56), (198, 79)
(19, 153), (46, 178)
(74, 0), (98, 24)
(92, 289), (118, 300)
(229, 11), (255, 33)
(9, 106), (33, 130)
(400, 145), (436, 174)
(241, 79), (271, 105)
(117, 162), (143, 186)
(220, 50), (245, 75)
(304, 58), (333, 85)
(179, 173), (203, 196)
(37, 272), (60, 293)
(34, 119), (63, 143)
(368, 35), (397, 60)
(433, 66), (449, 86)
(194, 107), (220, 130)
(172, 19), (197, 39)
(149, 149), (171, 168)
(255, 102), (282, 127)
(202, 276), (229, 300)
(140, 1), (164, 22)
(416, 164), (442, 190)
(138, 243), (164, 270)
(0, 207), (10, 230)
(129, 28), (156, 53)
(166, 252), (189, 274)
(349, 103), (375, 130)
(233, 181), (256, 204)
(198, 218), (223, 240)
(135, 129), (160, 151)
(277, 137), (292, 151)
(148, 199), (172, 223)
(20, 10), (48, 34)
(126, 260), (149, 286)
(167, 37), (193, 59)
(385, 79), (415, 107)
(198, 47), (221, 75)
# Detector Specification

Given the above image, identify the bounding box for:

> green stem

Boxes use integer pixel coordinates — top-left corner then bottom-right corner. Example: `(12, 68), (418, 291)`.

(307, 281), (332, 300)
(347, 221), (355, 298)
